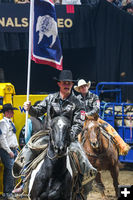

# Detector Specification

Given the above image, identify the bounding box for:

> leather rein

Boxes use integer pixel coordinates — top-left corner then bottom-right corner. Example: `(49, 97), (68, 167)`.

(47, 148), (67, 160)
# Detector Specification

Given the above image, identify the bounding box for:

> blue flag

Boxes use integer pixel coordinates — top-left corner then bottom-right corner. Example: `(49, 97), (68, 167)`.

(31, 0), (63, 70)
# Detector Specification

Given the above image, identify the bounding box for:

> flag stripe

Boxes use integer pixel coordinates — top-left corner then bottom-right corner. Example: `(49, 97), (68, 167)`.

(32, 55), (63, 70)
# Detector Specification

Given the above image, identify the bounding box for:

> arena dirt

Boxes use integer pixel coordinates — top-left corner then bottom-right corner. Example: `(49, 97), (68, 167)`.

(87, 164), (133, 200)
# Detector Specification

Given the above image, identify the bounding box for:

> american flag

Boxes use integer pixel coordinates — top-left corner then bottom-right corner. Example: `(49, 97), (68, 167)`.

(31, 0), (63, 70)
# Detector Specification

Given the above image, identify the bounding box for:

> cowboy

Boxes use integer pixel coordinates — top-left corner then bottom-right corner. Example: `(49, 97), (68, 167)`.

(74, 79), (130, 155)
(13, 70), (97, 195)
(0, 103), (19, 200)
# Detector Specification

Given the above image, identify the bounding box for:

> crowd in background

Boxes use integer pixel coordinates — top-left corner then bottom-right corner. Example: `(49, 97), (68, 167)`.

(0, 0), (133, 14)
(107, 0), (133, 14)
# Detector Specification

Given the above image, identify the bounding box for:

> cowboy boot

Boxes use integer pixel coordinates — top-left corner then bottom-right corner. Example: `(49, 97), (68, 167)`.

(69, 141), (97, 185)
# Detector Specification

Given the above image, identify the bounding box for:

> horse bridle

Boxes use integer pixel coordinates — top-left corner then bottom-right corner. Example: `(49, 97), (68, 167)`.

(81, 123), (101, 146)
(47, 129), (68, 160)
(81, 124), (111, 158)
(47, 148), (67, 160)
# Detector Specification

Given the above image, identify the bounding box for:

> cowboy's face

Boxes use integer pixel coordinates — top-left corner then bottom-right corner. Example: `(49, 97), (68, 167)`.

(58, 81), (74, 96)
(79, 84), (89, 95)
(4, 110), (14, 119)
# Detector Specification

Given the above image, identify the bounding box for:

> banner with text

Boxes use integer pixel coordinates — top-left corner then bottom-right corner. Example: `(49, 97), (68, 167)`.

(0, 4), (76, 32)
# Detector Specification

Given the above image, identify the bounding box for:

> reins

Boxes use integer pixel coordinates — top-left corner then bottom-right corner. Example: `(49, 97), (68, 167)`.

(47, 148), (67, 160)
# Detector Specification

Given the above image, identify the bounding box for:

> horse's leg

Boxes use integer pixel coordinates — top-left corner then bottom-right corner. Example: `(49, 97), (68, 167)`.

(110, 163), (119, 197)
(94, 172), (108, 200)
(30, 175), (46, 200)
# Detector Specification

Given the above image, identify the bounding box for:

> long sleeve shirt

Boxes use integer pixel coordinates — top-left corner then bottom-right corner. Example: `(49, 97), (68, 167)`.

(77, 91), (100, 116)
(0, 117), (18, 153)
(29, 91), (85, 138)
(25, 116), (45, 144)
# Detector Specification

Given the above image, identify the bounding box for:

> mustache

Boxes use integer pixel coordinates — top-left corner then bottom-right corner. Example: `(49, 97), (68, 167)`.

(64, 87), (70, 90)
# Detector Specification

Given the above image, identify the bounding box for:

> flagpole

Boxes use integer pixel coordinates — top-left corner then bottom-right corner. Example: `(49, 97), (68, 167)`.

(25, 0), (34, 140)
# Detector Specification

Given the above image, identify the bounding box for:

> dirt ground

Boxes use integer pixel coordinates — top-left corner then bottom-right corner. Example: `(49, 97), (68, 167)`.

(87, 163), (133, 200)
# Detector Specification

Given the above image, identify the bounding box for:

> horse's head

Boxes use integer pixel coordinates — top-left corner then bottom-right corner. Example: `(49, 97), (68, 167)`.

(50, 116), (71, 156)
(84, 119), (101, 150)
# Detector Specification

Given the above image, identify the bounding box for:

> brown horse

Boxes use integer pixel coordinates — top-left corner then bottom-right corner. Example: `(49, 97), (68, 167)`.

(79, 116), (120, 200)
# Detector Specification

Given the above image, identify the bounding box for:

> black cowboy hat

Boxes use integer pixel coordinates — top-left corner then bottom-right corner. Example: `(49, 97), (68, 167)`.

(53, 70), (77, 82)
(0, 103), (18, 113)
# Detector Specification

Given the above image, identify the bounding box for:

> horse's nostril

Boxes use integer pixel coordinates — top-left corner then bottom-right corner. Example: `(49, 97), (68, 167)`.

(54, 145), (64, 154)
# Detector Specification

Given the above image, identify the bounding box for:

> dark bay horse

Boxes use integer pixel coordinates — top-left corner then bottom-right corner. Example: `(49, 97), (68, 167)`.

(29, 116), (73, 200)
(79, 116), (120, 200)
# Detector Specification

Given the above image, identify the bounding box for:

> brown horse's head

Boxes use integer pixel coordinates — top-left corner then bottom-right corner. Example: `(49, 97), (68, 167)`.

(84, 118), (101, 150)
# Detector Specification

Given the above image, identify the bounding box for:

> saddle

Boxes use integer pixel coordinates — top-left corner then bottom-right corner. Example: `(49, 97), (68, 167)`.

(13, 149), (82, 196)
(13, 130), (49, 176)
